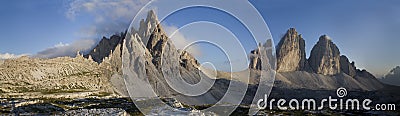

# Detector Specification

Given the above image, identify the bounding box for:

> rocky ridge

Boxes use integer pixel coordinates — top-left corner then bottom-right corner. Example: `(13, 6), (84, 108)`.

(84, 33), (125, 64)
(339, 55), (357, 77)
(248, 28), (384, 90)
(270, 28), (376, 78)
(0, 53), (114, 98)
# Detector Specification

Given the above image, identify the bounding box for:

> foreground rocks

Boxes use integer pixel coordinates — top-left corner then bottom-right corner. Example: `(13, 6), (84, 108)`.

(0, 54), (115, 98)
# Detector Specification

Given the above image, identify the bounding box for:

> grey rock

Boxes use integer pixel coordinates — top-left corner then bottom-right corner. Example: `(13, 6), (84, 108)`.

(308, 35), (341, 75)
(179, 50), (200, 72)
(276, 28), (307, 72)
(339, 55), (356, 77)
(380, 66), (400, 86)
(138, 10), (159, 45)
(249, 43), (263, 70)
(85, 33), (125, 63)
(64, 108), (128, 116)
(248, 39), (275, 71)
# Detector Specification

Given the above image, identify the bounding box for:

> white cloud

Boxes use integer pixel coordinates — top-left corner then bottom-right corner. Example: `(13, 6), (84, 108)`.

(62, 0), (201, 59)
(0, 53), (29, 59)
(162, 24), (202, 57)
(66, 0), (150, 37)
(34, 39), (96, 58)
(54, 42), (70, 48)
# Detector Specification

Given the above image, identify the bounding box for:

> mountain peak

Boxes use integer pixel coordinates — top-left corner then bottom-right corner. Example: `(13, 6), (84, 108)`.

(309, 35), (341, 75)
(275, 28), (307, 72)
(319, 35), (331, 41)
(389, 66), (400, 75)
(138, 10), (160, 45)
(380, 66), (400, 86)
(146, 10), (158, 24)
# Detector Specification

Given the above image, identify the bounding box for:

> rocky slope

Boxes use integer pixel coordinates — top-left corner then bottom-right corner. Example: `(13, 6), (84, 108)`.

(0, 53), (115, 98)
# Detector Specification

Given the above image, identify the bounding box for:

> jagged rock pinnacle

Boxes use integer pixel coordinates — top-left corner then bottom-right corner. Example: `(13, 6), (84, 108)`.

(276, 28), (307, 72)
(309, 35), (341, 75)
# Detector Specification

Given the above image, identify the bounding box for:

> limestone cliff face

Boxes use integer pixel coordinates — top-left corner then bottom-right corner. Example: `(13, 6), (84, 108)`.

(248, 39), (275, 71)
(276, 28), (307, 72)
(85, 33), (125, 63)
(339, 55), (356, 77)
(308, 35), (341, 75)
(146, 24), (170, 69)
(179, 50), (200, 72)
(138, 10), (159, 46)
(249, 43), (263, 70)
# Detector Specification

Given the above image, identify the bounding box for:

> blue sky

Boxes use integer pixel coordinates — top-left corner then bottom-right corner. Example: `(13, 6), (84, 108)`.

(0, 0), (399, 76)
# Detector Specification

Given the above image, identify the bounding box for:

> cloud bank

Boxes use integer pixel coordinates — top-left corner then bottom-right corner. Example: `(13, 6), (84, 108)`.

(32, 0), (150, 58)
(35, 39), (96, 58)
(163, 24), (202, 57)
(0, 53), (29, 60)
(32, 0), (200, 59)
(66, 0), (150, 38)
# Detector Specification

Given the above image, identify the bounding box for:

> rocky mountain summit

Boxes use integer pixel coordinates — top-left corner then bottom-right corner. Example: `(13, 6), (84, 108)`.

(249, 28), (384, 90)
(276, 28), (307, 72)
(272, 28), (377, 78)
(308, 35), (341, 75)
(380, 66), (400, 86)
(84, 33), (125, 63)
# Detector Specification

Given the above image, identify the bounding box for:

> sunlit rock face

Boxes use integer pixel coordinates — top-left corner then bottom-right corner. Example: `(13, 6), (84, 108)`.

(276, 28), (307, 72)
